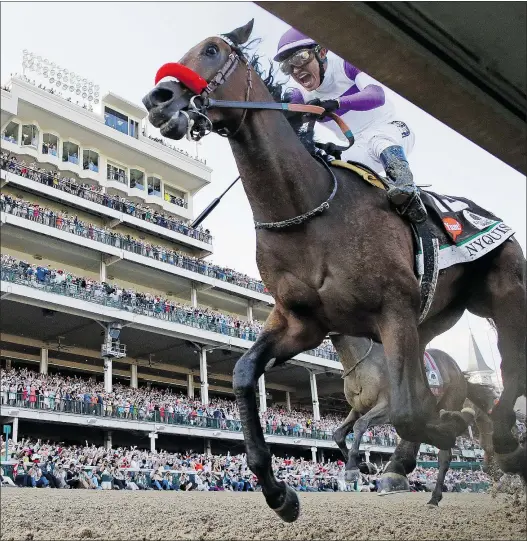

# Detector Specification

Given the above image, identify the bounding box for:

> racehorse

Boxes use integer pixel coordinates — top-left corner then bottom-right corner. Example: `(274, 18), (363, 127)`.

(331, 336), (497, 506)
(142, 20), (526, 521)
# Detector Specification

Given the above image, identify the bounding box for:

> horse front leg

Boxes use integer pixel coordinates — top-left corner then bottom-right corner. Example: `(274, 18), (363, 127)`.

(427, 449), (452, 507)
(233, 310), (325, 523)
(345, 401), (390, 482)
(379, 439), (420, 493)
(379, 312), (469, 449)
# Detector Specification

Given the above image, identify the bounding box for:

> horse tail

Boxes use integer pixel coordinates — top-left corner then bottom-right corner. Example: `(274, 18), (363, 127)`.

(464, 378), (500, 479)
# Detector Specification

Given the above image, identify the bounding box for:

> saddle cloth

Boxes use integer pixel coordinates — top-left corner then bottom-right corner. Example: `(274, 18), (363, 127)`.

(423, 351), (444, 399)
(330, 160), (516, 321)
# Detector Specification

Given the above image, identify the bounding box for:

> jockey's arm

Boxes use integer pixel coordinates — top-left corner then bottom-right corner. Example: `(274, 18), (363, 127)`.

(337, 63), (386, 112)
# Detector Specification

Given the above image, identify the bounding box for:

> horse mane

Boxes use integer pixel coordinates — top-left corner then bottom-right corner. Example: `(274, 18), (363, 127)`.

(234, 43), (317, 156)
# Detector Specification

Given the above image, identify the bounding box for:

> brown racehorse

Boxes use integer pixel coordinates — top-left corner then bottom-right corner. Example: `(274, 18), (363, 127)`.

(331, 336), (498, 506)
(142, 20), (526, 521)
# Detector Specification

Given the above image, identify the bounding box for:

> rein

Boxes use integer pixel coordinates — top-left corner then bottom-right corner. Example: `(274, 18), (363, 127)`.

(341, 339), (373, 379)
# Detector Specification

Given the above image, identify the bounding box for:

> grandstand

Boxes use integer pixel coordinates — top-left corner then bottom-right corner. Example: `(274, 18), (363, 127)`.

(0, 72), (485, 468)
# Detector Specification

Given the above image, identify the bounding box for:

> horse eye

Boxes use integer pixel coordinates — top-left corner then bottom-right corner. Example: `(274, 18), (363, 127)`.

(205, 44), (219, 57)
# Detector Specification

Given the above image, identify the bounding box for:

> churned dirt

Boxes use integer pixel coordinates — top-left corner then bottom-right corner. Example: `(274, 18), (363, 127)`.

(1, 489), (525, 540)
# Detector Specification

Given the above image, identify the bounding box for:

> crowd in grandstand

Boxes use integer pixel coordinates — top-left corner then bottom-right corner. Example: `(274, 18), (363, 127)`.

(0, 187), (269, 295)
(3, 75), (206, 164)
(0, 437), (492, 493)
(1, 366), (385, 442)
(1, 151), (212, 243)
(0, 254), (337, 359)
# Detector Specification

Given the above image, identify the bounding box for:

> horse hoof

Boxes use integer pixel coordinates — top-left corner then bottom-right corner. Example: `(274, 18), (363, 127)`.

(345, 468), (360, 482)
(426, 499), (439, 507)
(378, 472), (410, 493)
(271, 485), (300, 523)
(496, 442), (527, 481)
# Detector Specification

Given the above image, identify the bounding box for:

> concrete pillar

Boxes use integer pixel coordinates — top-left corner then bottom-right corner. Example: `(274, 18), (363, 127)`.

(285, 391), (291, 412)
(365, 450), (371, 463)
(187, 374), (195, 399)
(311, 446), (317, 463)
(247, 300), (254, 322)
(258, 375), (267, 413)
(468, 424), (473, 440)
(146, 382), (151, 390)
(39, 348), (49, 375)
(100, 255), (107, 282)
(130, 364), (138, 389)
(6, 358), (12, 370)
(319, 448), (325, 463)
(104, 359), (113, 393)
(205, 439), (211, 456)
(105, 430), (112, 450)
(190, 282), (198, 308)
(199, 348), (209, 405)
(149, 432), (158, 452)
(12, 417), (19, 444)
(309, 371), (320, 421)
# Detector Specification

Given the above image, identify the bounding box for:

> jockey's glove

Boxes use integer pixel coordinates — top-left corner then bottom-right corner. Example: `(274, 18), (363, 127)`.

(307, 98), (340, 117)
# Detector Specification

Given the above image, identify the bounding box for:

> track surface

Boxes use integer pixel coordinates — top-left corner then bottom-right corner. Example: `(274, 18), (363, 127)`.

(1, 489), (525, 540)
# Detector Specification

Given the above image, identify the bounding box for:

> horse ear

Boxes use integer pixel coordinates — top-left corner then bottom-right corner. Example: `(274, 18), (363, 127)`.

(223, 19), (254, 46)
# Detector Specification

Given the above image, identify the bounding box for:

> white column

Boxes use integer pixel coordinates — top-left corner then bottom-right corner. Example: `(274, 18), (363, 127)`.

(6, 358), (12, 370)
(205, 439), (211, 456)
(149, 432), (158, 452)
(12, 417), (19, 444)
(247, 300), (254, 322)
(105, 430), (112, 450)
(199, 348), (209, 405)
(39, 348), (49, 375)
(311, 446), (317, 463)
(100, 255), (107, 282)
(104, 359), (113, 393)
(364, 450), (371, 463)
(285, 391), (292, 412)
(146, 382), (151, 390)
(258, 375), (267, 412)
(187, 374), (195, 399)
(468, 424), (473, 440)
(190, 282), (198, 308)
(130, 364), (138, 389)
(309, 371), (320, 421)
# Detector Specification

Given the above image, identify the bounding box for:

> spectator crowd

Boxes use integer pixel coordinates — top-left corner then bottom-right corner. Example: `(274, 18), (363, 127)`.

(1, 437), (492, 493)
(1, 366), (387, 443)
(0, 253), (337, 360)
(1, 152), (211, 243)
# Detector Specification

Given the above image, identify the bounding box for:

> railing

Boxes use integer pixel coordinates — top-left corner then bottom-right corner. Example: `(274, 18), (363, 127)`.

(0, 393), (394, 445)
(0, 195), (271, 295)
(0, 265), (338, 361)
(1, 158), (209, 242)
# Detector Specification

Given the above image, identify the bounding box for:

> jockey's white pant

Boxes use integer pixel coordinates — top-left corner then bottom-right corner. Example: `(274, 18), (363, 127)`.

(339, 120), (415, 175)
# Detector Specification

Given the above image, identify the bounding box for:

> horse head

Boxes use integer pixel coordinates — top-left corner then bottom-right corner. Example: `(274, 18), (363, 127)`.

(142, 20), (255, 140)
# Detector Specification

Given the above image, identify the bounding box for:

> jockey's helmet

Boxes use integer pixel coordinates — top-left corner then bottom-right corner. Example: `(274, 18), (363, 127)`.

(273, 27), (318, 62)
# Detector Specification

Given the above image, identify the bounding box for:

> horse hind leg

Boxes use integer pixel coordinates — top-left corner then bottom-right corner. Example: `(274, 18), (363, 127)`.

(427, 449), (452, 507)
(468, 240), (526, 480)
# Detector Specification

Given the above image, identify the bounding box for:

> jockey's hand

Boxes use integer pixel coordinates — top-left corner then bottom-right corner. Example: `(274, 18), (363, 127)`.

(306, 98), (340, 117)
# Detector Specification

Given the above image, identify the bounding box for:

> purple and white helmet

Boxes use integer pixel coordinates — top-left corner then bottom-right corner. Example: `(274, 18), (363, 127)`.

(274, 27), (317, 62)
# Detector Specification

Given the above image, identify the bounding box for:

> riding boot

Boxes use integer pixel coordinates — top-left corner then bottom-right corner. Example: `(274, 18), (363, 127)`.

(380, 145), (427, 224)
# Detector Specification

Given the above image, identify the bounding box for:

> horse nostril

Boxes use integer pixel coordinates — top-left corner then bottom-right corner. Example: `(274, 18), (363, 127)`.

(144, 87), (174, 109)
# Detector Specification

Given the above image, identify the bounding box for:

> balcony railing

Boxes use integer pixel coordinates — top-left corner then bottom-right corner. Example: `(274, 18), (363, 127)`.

(0, 265), (338, 362)
(1, 393), (395, 446)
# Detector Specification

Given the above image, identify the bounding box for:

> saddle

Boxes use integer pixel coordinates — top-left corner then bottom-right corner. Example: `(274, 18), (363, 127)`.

(330, 160), (515, 322)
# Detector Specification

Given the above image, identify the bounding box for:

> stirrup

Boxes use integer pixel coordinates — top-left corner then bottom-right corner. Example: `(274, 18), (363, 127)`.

(395, 192), (427, 224)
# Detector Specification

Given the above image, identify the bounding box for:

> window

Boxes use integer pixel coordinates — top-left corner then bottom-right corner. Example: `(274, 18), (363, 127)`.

(62, 142), (79, 165)
(147, 176), (161, 197)
(107, 162), (127, 184)
(21, 124), (39, 147)
(42, 134), (59, 157)
(130, 169), (144, 190)
(1, 122), (19, 144)
(164, 184), (187, 208)
(129, 119), (139, 139)
(83, 150), (99, 172)
(104, 106), (129, 135)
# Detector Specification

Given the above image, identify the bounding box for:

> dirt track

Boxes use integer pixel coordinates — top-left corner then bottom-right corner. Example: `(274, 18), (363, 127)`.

(1, 489), (525, 540)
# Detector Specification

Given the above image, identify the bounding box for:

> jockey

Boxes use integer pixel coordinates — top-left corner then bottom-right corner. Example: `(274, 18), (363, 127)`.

(274, 27), (427, 223)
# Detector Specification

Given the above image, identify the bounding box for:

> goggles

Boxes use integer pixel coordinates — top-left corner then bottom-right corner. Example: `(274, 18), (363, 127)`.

(279, 47), (319, 75)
